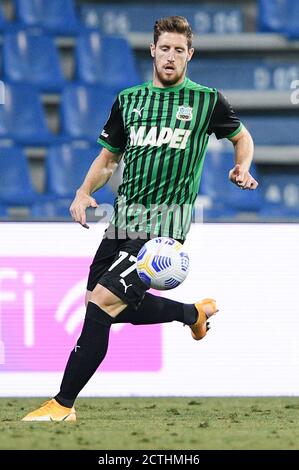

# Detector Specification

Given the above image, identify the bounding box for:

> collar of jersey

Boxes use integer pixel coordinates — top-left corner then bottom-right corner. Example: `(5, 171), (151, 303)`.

(148, 77), (188, 93)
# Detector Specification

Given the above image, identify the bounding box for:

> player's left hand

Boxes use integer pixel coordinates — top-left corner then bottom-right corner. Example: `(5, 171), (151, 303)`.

(229, 164), (258, 190)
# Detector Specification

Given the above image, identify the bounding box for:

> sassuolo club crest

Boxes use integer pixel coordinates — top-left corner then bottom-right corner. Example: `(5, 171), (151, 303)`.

(176, 105), (193, 121)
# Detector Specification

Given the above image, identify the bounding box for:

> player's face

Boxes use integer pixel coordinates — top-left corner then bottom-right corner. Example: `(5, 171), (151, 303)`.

(150, 32), (194, 87)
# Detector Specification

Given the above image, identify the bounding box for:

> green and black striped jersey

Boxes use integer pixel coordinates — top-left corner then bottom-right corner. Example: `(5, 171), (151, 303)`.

(98, 77), (242, 240)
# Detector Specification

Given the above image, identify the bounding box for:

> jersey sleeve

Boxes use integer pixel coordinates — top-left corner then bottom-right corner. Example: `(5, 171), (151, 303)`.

(97, 97), (126, 153)
(207, 91), (243, 140)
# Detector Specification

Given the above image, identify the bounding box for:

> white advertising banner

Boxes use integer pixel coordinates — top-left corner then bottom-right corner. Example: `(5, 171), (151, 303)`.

(0, 222), (299, 396)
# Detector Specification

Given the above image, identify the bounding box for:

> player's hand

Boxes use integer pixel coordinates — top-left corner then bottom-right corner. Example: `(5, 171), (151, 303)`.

(229, 164), (258, 190)
(69, 191), (99, 229)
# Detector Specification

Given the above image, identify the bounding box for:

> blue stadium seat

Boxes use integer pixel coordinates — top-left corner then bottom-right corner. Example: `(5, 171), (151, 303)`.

(0, 146), (40, 206)
(31, 195), (115, 220)
(258, 0), (287, 33)
(76, 32), (140, 91)
(258, 0), (299, 38)
(0, 204), (8, 217)
(241, 116), (299, 145)
(189, 59), (260, 90)
(0, 5), (6, 32)
(45, 143), (115, 203)
(0, 84), (52, 145)
(285, 1), (299, 38)
(260, 173), (299, 217)
(61, 84), (115, 142)
(31, 197), (73, 219)
(15, 0), (78, 35)
(200, 150), (262, 215)
(32, 143), (115, 219)
(3, 30), (65, 92)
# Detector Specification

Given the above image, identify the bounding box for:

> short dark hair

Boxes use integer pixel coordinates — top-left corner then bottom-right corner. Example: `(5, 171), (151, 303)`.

(154, 16), (193, 49)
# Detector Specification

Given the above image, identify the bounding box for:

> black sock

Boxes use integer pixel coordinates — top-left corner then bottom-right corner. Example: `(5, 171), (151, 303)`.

(113, 293), (197, 326)
(55, 302), (113, 408)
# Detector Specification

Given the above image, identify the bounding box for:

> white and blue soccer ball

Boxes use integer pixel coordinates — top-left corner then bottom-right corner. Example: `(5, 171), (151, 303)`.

(136, 237), (189, 290)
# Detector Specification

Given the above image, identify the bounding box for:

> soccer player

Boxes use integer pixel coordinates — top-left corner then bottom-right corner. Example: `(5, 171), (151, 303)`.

(22, 16), (258, 421)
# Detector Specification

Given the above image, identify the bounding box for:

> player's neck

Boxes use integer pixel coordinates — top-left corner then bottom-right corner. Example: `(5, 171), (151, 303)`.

(152, 75), (186, 89)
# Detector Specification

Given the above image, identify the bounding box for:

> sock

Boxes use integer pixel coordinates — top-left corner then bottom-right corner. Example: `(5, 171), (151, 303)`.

(55, 302), (113, 408)
(113, 293), (197, 326)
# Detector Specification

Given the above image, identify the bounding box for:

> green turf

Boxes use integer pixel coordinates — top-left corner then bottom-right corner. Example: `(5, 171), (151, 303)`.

(0, 397), (299, 450)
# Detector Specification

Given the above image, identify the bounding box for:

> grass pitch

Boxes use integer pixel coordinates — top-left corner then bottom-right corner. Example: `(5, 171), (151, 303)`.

(0, 397), (299, 450)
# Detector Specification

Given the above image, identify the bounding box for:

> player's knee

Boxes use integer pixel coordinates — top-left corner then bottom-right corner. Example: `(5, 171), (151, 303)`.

(90, 284), (125, 315)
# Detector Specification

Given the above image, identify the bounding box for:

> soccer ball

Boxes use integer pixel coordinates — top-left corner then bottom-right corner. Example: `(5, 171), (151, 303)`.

(136, 237), (189, 290)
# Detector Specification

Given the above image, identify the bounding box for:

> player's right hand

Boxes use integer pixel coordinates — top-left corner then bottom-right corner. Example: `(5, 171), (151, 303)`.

(69, 191), (99, 229)
(229, 164), (258, 190)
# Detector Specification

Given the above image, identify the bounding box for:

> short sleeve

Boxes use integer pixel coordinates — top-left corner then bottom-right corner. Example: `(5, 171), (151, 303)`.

(207, 91), (243, 140)
(97, 97), (126, 153)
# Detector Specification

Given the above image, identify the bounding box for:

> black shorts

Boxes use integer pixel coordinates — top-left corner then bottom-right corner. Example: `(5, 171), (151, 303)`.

(87, 234), (149, 309)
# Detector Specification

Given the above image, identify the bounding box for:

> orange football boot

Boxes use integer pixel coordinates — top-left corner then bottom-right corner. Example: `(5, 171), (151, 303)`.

(22, 399), (76, 422)
(190, 298), (218, 340)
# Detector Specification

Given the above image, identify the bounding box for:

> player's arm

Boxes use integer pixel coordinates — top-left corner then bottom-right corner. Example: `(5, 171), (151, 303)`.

(228, 126), (258, 190)
(70, 96), (126, 228)
(70, 148), (122, 228)
(208, 91), (258, 190)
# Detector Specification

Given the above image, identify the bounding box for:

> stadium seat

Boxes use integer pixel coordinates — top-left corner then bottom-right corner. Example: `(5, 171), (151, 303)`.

(76, 32), (140, 91)
(3, 30), (65, 92)
(258, 0), (299, 38)
(0, 84), (52, 145)
(259, 173), (299, 217)
(31, 197), (73, 219)
(200, 150), (262, 215)
(285, 1), (299, 38)
(188, 59), (261, 90)
(0, 6), (6, 31)
(61, 84), (115, 142)
(31, 143), (116, 219)
(0, 204), (8, 217)
(240, 116), (299, 146)
(257, 0), (287, 33)
(0, 146), (40, 206)
(45, 143), (116, 203)
(15, 0), (79, 35)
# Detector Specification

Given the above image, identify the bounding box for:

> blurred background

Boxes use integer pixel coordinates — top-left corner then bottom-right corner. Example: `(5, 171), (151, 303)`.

(0, 0), (299, 223)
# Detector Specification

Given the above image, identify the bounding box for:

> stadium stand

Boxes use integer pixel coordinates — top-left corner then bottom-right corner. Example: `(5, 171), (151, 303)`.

(76, 32), (140, 90)
(15, 0), (79, 35)
(31, 143), (115, 219)
(260, 173), (299, 217)
(0, 0), (298, 222)
(139, 57), (299, 91)
(45, 143), (114, 201)
(60, 84), (115, 141)
(0, 145), (40, 207)
(3, 30), (66, 91)
(199, 150), (262, 220)
(258, 0), (287, 33)
(240, 116), (299, 146)
(258, 0), (299, 38)
(80, 4), (244, 35)
(0, 4), (6, 31)
(0, 203), (8, 217)
(0, 83), (53, 145)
